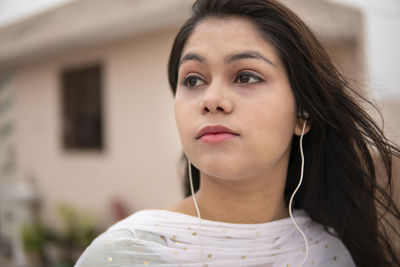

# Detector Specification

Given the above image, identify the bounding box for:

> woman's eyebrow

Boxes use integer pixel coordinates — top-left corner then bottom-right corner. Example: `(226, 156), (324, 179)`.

(179, 50), (275, 67)
(225, 51), (276, 66)
(180, 53), (205, 66)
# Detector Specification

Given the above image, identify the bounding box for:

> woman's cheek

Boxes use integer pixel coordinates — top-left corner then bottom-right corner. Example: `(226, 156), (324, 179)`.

(174, 101), (186, 143)
(175, 102), (194, 153)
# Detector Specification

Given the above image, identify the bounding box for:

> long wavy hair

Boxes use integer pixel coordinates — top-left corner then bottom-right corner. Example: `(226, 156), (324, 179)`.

(167, 0), (400, 266)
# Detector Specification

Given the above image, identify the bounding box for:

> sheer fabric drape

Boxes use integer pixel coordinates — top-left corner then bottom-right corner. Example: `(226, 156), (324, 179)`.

(75, 209), (355, 267)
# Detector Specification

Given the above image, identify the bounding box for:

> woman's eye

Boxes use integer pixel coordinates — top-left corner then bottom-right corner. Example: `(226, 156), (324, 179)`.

(182, 75), (205, 88)
(235, 72), (262, 84)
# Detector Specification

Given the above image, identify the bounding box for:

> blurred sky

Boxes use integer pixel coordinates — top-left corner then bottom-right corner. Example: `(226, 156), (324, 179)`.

(0, 0), (73, 26)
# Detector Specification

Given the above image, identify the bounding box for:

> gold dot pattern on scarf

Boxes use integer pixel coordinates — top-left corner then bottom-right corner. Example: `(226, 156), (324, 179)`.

(95, 216), (350, 266)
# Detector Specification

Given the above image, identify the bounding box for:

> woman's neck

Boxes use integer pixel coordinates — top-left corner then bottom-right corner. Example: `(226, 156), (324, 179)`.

(195, 174), (289, 224)
(167, 171), (289, 224)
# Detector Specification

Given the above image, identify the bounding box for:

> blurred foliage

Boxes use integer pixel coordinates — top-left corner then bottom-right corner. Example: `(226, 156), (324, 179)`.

(20, 203), (100, 267)
(21, 221), (46, 252)
(58, 204), (97, 249)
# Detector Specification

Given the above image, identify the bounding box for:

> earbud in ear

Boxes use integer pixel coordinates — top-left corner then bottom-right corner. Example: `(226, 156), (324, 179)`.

(298, 111), (309, 120)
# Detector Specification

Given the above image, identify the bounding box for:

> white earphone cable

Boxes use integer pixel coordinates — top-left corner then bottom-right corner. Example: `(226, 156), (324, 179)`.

(188, 160), (205, 263)
(288, 121), (309, 266)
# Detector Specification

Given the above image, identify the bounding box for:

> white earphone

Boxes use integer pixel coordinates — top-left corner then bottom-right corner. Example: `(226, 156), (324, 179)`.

(288, 112), (309, 266)
(188, 111), (310, 266)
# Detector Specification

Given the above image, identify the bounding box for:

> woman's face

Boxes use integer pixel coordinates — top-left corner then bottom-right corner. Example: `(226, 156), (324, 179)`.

(175, 17), (302, 181)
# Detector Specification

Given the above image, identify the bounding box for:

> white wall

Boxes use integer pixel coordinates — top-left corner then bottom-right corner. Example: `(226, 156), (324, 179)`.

(329, 0), (400, 100)
(13, 27), (183, 228)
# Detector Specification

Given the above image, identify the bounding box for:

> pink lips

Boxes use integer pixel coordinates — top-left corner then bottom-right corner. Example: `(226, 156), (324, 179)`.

(196, 125), (239, 143)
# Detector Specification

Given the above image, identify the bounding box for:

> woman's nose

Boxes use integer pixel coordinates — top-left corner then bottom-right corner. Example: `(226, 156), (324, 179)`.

(199, 83), (233, 114)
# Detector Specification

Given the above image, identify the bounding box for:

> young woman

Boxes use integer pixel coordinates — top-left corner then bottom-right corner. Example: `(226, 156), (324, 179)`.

(75, 0), (400, 266)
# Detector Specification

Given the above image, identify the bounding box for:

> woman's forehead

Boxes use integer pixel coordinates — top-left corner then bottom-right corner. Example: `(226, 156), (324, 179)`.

(181, 17), (281, 67)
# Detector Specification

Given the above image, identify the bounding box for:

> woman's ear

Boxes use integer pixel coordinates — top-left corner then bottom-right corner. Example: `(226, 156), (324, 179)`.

(294, 116), (311, 136)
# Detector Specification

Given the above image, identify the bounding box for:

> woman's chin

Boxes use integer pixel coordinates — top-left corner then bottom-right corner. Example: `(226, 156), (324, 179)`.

(196, 162), (250, 181)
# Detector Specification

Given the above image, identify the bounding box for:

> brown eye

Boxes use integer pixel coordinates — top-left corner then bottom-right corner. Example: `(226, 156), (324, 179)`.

(182, 75), (205, 88)
(235, 72), (262, 84)
(238, 74), (250, 83)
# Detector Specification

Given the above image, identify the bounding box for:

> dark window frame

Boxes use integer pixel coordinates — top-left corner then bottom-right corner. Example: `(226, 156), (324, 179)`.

(60, 63), (104, 151)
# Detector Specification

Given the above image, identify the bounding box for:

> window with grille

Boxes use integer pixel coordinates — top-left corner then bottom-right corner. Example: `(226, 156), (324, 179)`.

(61, 64), (104, 150)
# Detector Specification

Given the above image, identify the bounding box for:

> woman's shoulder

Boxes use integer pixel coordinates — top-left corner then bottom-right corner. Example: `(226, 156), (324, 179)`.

(74, 209), (355, 266)
(74, 210), (172, 267)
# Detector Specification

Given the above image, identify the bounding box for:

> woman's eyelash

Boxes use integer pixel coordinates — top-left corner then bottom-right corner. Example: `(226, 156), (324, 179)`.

(180, 71), (263, 88)
(181, 75), (205, 88)
(234, 72), (263, 84)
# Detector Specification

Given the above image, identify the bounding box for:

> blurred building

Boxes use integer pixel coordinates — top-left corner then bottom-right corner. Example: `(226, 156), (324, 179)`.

(0, 0), (398, 265)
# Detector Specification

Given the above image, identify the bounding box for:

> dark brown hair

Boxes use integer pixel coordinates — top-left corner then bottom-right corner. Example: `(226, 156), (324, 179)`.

(167, 0), (400, 266)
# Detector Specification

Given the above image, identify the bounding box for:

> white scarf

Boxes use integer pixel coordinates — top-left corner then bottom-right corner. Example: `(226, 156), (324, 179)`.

(75, 209), (355, 267)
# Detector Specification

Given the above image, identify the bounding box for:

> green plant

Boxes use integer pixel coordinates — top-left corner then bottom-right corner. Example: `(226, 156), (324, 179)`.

(21, 221), (46, 253)
(58, 204), (97, 249)
(19, 204), (99, 267)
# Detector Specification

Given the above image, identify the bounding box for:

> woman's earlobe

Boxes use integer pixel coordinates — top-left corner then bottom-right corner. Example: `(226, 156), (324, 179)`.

(294, 118), (311, 136)
(294, 111), (310, 136)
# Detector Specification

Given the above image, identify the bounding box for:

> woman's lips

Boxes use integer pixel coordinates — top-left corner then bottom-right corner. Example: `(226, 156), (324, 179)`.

(199, 132), (237, 143)
(196, 125), (239, 143)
